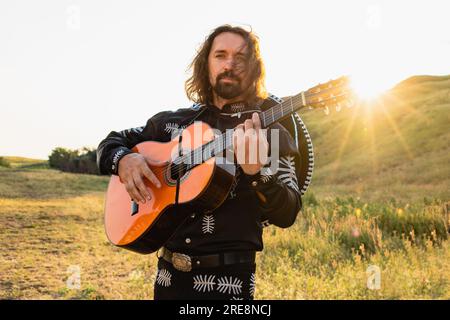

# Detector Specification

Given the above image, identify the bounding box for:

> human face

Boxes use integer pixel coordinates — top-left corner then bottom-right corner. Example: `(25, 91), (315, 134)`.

(208, 32), (251, 101)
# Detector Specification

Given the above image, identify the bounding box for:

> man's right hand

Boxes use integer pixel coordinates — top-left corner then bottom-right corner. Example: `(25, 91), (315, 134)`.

(118, 153), (162, 204)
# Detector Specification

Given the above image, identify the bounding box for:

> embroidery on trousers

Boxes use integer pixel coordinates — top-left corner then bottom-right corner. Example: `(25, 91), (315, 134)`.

(217, 276), (243, 295)
(249, 273), (256, 296)
(156, 268), (172, 287)
(193, 274), (216, 292)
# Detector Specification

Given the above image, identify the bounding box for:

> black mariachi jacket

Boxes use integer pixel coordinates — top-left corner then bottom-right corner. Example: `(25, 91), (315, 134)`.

(97, 99), (302, 255)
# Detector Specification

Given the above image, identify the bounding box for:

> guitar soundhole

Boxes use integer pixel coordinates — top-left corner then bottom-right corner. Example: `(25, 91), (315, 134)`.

(170, 162), (187, 181)
(164, 160), (190, 186)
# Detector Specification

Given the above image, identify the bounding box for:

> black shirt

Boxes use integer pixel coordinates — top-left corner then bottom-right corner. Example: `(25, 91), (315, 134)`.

(97, 99), (302, 255)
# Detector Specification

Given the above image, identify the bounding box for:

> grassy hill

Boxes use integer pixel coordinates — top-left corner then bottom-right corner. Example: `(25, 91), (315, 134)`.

(0, 75), (449, 299)
(301, 75), (450, 201)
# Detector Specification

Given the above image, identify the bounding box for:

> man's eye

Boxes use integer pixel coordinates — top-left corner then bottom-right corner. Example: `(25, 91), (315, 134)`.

(215, 54), (224, 58)
(235, 57), (247, 66)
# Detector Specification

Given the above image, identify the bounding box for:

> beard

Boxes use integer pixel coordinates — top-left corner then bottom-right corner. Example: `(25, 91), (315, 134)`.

(212, 72), (246, 100)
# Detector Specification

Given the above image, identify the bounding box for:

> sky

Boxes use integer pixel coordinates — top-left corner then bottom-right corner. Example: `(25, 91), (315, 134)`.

(1, 0), (449, 159)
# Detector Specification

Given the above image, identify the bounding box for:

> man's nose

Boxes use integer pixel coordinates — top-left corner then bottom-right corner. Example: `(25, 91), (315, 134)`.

(223, 58), (235, 70)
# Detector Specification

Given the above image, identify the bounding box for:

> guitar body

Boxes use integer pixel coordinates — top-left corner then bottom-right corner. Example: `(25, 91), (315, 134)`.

(104, 122), (235, 254)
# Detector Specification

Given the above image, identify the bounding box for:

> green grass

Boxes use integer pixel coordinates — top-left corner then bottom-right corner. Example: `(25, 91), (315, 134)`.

(300, 75), (450, 202)
(1, 156), (48, 169)
(0, 75), (449, 299)
(0, 168), (109, 199)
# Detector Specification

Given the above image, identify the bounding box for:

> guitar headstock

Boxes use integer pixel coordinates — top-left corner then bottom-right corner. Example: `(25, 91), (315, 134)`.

(304, 76), (355, 114)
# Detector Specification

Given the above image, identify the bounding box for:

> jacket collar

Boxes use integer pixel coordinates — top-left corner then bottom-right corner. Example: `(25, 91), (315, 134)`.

(208, 100), (265, 113)
(221, 101), (248, 113)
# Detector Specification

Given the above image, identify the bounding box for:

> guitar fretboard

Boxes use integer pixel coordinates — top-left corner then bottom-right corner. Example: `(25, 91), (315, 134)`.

(177, 91), (308, 171)
(260, 91), (307, 128)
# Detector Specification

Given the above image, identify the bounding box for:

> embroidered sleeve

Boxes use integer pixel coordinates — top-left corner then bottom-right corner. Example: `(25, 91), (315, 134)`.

(96, 111), (172, 175)
(245, 126), (302, 228)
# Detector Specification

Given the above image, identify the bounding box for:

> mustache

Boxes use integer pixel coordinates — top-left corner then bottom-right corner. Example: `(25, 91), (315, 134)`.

(217, 71), (240, 82)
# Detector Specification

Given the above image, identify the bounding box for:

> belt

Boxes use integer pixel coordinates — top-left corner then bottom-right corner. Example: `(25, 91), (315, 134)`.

(158, 247), (256, 272)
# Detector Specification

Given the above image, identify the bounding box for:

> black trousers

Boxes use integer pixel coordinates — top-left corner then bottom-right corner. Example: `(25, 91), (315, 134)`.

(153, 257), (256, 300)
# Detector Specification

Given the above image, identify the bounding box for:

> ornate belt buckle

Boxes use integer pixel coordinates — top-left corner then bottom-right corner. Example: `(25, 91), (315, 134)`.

(172, 252), (192, 272)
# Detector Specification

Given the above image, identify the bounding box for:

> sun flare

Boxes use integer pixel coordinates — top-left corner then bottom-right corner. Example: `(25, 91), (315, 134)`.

(349, 74), (393, 101)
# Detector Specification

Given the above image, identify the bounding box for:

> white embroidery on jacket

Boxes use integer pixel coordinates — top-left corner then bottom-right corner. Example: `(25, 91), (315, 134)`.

(229, 169), (241, 199)
(119, 126), (144, 137)
(111, 149), (126, 172)
(230, 103), (246, 113)
(202, 214), (215, 234)
(260, 166), (274, 183)
(164, 123), (187, 138)
(277, 156), (300, 194)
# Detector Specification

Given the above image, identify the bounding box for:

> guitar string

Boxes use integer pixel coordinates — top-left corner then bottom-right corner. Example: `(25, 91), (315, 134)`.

(150, 89), (350, 180)
(144, 86), (350, 179)
(168, 85), (349, 174)
(148, 89), (350, 180)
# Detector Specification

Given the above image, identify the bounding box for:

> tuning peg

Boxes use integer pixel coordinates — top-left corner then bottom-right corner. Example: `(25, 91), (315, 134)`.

(323, 106), (330, 115)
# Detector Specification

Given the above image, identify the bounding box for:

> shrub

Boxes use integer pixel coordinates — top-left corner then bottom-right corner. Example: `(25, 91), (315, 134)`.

(48, 147), (99, 175)
(0, 157), (11, 168)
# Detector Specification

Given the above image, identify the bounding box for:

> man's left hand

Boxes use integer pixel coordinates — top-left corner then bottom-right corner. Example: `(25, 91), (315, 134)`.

(233, 112), (269, 176)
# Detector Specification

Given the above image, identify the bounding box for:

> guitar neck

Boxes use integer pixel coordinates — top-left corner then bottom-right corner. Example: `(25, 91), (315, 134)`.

(181, 76), (351, 172)
(260, 91), (307, 128)
(182, 92), (307, 172)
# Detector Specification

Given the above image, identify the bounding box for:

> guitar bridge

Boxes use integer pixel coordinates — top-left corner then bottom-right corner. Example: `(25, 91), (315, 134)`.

(131, 200), (139, 216)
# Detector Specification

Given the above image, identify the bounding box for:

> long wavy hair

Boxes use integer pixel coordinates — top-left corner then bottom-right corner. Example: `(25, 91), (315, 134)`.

(185, 25), (268, 105)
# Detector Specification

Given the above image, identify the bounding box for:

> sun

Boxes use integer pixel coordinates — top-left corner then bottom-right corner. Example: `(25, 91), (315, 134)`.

(348, 74), (392, 102)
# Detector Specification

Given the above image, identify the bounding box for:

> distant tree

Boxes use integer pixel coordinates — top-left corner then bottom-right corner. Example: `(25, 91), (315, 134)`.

(76, 148), (99, 174)
(0, 157), (11, 168)
(48, 147), (99, 175)
(48, 147), (77, 170)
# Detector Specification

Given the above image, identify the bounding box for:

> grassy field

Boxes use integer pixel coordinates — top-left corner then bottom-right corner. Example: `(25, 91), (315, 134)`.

(1, 75), (449, 299)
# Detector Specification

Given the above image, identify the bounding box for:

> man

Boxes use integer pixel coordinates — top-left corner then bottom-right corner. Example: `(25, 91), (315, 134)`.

(97, 25), (302, 300)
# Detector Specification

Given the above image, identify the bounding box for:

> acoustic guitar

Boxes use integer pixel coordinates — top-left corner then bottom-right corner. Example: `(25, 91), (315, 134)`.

(104, 77), (352, 254)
